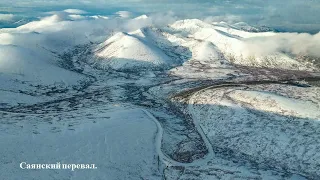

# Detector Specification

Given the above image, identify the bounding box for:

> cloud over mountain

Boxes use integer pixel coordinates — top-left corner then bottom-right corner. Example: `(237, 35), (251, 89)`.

(1, 0), (319, 33)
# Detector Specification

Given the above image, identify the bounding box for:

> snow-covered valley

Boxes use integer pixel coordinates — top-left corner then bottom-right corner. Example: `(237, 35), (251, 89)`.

(1, 12), (320, 180)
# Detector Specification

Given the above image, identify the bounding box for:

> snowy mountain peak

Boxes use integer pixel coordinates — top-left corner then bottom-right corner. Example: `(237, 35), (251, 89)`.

(93, 31), (172, 70)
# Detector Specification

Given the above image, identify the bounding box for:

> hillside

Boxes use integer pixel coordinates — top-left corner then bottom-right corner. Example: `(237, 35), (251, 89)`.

(93, 31), (173, 70)
(1, 13), (320, 180)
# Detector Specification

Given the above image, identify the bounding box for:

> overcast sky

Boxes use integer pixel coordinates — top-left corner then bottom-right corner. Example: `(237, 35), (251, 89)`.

(0, 0), (319, 33)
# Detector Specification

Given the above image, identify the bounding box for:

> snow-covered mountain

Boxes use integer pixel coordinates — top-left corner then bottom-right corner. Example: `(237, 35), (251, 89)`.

(0, 44), (88, 108)
(88, 18), (319, 74)
(0, 45), (83, 85)
(93, 31), (172, 70)
(1, 12), (320, 180)
(172, 83), (320, 178)
(169, 19), (316, 71)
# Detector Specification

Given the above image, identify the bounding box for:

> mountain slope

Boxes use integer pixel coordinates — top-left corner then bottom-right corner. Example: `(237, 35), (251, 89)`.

(0, 45), (87, 107)
(93, 32), (173, 70)
(169, 19), (318, 71)
(182, 83), (320, 177)
(0, 45), (83, 84)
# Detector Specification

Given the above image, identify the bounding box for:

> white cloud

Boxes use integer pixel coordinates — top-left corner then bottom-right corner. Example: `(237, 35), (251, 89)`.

(115, 11), (132, 18)
(244, 32), (320, 58)
(90, 15), (109, 20)
(204, 15), (243, 24)
(69, 14), (86, 20)
(0, 14), (15, 22)
(63, 9), (87, 14)
(1, 0), (319, 32)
